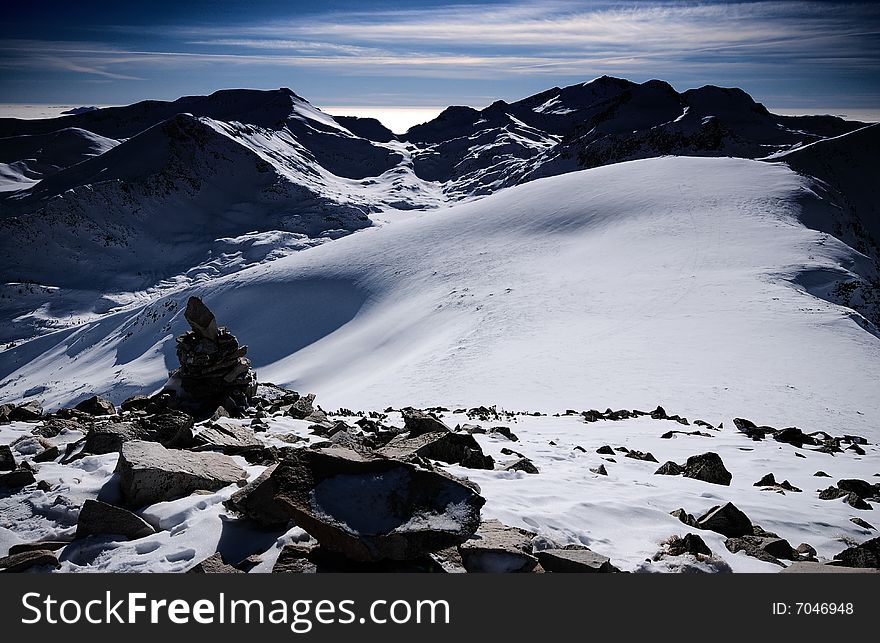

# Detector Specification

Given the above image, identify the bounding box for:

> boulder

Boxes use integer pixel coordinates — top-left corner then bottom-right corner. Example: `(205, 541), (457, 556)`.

(666, 533), (712, 557)
(502, 458), (539, 474)
(696, 502), (753, 537)
(116, 440), (247, 507)
(458, 520), (538, 573)
(270, 448), (485, 561)
(0, 549), (59, 572)
(655, 461), (683, 476)
(682, 452), (731, 485)
(136, 411), (195, 446)
(120, 395), (151, 412)
(488, 426), (518, 442)
(724, 536), (793, 565)
(773, 427), (815, 448)
(838, 479), (879, 500)
(0, 403), (14, 422)
(818, 485), (849, 500)
(850, 517), (875, 530)
(10, 401), (43, 421)
(378, 431), (494, 470)
(624, 450), (658, 463)
(596, 445), (615, 455)
(83, 422), (149, 455)
(844, 493), (872, 510)
(733, 417), (775, 440)
(225, 464), (290, 527)
(187, 553), (244, 574)
(32, 417), (85, 438)
(590, 464), (608, 476)
(0, 445), (14, 471)
(401, 408), (450, 437)
(33, 446), (59, 463)
(833, 537), (880, 568)
(272, 544), (319, 574)
(0, 469), (35, 489)
(286, 394), (316, 420)
(671, 508), (698, 527)
(74, 396), (116, 416)
(536, 547), (619, 573)
(75, 499), (156, 540)
(8, 541), (69, 555)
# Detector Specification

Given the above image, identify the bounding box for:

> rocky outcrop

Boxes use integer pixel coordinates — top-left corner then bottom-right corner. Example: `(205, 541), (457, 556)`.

(833, 537), (880, 568)
(115, 440), (247, 507)
(225, 464), (290, 527)
(378, 431), (494, 469)
(401, 408), (451, 437)
(165, 297), (257, 415)
(9, 401), (43, 421)
(74, 396), (116, 416)
(458, 520), (538, 572)
(269, 448), (485, 562)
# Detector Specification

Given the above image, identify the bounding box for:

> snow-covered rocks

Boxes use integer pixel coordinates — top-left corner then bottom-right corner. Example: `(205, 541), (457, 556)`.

(269, 447), (485, 562)
(115, 440), (247, 507)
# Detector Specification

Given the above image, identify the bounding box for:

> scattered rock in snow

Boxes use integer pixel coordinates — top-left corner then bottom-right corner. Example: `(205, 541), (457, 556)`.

(120, 395), (151, 412)
(536, 547), (619, 573)
(0, 468), (36, 489)
(796, 543), (817, 559)
(733, 417), (775, 440)
(596, 445), (615, 455)
(814, 471), (831, 477)
(458, 519), (538, 573)
(682, 452), (732, 485)
(724, 535), (795, 565)
(851, 517), (875, 530)
(270, 448), (485, 561)
(501, 457), (539, 474)
(833, 537), (880, 568)
(844, 493), (872, 510)
(75, 499), (156, 540)
(590, 464), (608, 476)
(378, 431), (494, 469)
(272, 544), (319, 574)
(671, 508), (698, 527)
(115, 440), (247, 507)
(285, 393), (316, 420)
(753, 473), (801, 493)
(666, 533), (712, 557)
(655, 461), (683, 476)
(401, 408), (451, 437)
(488, 426), (518, 441)
(8, 541), (69, 556)
(624, 450), (658, 463)
(773, 427), (816, 448)
(0, 549), (59, 573)
(190, 421), (262, 454)
(838, 479), (880, 500)
(696, 502), (753, 537)
(74, 395), (116, 416)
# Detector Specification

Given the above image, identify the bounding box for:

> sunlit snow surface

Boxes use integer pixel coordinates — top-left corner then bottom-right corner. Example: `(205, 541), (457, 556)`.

(1, 155), (878, 572)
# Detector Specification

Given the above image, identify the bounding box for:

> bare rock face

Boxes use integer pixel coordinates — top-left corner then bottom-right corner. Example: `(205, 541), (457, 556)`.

(75, 499), (156, 541)
(270, 448), (485, 562)
(166, 296), (257, 415)
(115, 440), (247, 507)
(458, 519), (538, 572)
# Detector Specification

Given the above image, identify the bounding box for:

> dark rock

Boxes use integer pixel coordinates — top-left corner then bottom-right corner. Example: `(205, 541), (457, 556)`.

(814, 471), (831, 477)
(32, 418), (84, 438)
(596, 445), (615, 455)
(625, 450), (658, 463)
(682, 452), (731, 485)
(116, 440), (247, 507)
(671, 508), (698, 527)
(844, 492), (872, 510)
(8, 541), (69, 555)
(838, 479), (879, 500)
(0, 403), (14, 422)
(0, 445), (14, 471)
(536, 547), (619, 572)
(590, 464), (608, 476)
(225, 464), (290, 527)
(379, 431), (494, 469)
(188, 553), (243, 574)
(761, 537), (798, 560)
(270, 448), (485, 561)
(488, 426), (518, 442)
(667, 533), (712, 557)
(75, 499), (156, 540)
(819, 485), (849, 500)
(502, 458), (539, 474)
(733, 417), (775, 440)
(774, 427), (816, 448)
(33, 445), (59, 463)
(137, 410), (195, 446)
(10, 401), (43, 421)
(286, 393), (316, 420)
(428, 546), (468, 573)
(650, 406), (668, 420)
(273, 544), (319, 574)
(754, 473), (777, 486)
(500, 447), (525, 458)
(655, 461), (683, 476)
(36, 480), (52, 492)
(401, 408), (450, 437)
(74, 396), (116, 416)
(0, 549), (59, 572)
(833, 537), (880, 568)
(851, 517), (875, 530)
(0, 469), (36, 489)
(120, 395), (151, 412)
(724, 536), (790, 566)
(459, 520), (537, 573)
(796, 543), (817, 558)
(848, 444), (866, 455)
(697, 502), (753, 537)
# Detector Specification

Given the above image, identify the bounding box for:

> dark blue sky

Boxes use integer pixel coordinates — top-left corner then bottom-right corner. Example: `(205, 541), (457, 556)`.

(1, 0), (878, 115)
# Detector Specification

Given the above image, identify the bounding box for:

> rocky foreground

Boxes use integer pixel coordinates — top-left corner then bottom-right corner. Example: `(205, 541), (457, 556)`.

(1, 299), (878, 573)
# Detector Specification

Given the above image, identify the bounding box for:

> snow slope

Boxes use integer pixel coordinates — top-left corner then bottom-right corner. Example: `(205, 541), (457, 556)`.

(2, 156), (877, 443)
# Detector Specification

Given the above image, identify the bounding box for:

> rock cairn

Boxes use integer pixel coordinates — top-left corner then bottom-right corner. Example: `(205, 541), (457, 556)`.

(169, 297), (257, 414)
